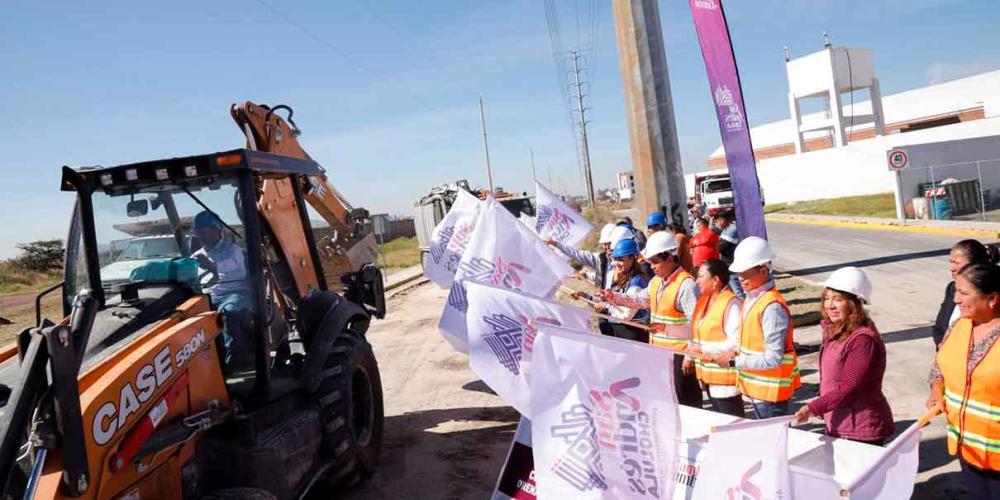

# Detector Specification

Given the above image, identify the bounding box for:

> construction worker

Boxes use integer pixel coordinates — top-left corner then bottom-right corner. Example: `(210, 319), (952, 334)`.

(928, 263), (1000, 497)
(645, 211), (667, 236)
(710, 236), (801, 418)
(549, 224), (631, 336)
(793, 267), (893, 445)
(687, 259), (744, 417)
(191, 210), (249, 363)
(596, 238), (650, 343)
(603, 231), (703, 407)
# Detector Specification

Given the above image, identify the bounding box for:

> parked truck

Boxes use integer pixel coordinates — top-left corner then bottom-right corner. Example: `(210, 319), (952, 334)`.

(693, 172), (735, 217)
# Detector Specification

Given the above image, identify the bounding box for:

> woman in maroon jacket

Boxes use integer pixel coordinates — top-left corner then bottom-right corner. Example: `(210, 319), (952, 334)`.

(793, 266), (894, 445)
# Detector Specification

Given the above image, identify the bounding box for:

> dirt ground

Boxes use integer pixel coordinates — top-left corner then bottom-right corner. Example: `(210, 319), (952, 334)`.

(342, 282), (516, 500)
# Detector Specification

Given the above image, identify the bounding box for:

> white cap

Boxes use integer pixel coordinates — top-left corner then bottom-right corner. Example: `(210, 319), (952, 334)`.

(598, 224), (617, 244)
(729, 236), (775, 273)
(823, 266), (873, 304)
(642, 231), (678, 260)
(608, 226), (633, 247)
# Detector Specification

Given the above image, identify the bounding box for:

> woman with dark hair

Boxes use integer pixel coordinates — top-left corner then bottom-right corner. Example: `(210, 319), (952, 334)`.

(688, 259), (744, 417)
(793, 266), (893, 444)
(602, 238), (650, 343)
(666, 223), (694, 273)
(928, 263), (1000, 497)
(933, 239), (999, 348)
(689, 217), (720, 269)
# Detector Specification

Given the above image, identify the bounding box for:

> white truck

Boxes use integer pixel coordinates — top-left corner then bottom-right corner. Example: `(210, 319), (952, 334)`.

(693, 172), (735, 217)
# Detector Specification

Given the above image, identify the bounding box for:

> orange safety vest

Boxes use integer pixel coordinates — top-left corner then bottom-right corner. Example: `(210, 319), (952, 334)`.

(736, 289), (801, 402)
(936, 317), (1000, 471)
(648, 269), (694, 350)
(692, 289), (739, 386)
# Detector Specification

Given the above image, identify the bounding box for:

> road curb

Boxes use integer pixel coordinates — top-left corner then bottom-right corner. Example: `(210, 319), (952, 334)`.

(765, 214), (1000, 239)
(385, 270), (424, 291)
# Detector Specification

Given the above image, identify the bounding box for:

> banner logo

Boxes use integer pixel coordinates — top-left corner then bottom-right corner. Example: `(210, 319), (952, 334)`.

(461, 256), (532, 290)
(549, 378), (661, 496)
(693, 0), (719, 9)
(726, 460), (763, 500)
(714, 84), (745, 132)
(536, 206), (575, 243)
(482, 312), (560, 375)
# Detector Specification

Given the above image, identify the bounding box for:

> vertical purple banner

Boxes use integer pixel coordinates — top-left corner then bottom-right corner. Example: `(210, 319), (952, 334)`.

(689, 0), (767, 239)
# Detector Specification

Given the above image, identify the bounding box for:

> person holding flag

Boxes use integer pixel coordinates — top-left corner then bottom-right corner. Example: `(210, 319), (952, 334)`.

(596, 238), (650, 343)
(547, 223), (620, 290)
(928, 262), (1000, 498)
(603, 231), (703, 407)
(709, 237), (801, 418)
(687, 259), (744, 417)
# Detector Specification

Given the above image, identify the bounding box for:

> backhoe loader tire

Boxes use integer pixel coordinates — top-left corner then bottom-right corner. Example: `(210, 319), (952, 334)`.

(310, 329), (384, 491)
(204, 488), (277, 500)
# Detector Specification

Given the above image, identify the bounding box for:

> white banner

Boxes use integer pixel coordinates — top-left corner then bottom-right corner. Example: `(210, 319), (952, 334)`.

(840, 421), (921, 499)
(439, 200), (574, 353)
(530, 324), (680, 500)
(466, 281), (591, 416)
(424, 189), (483, 288)
(692, 416), (794, 500)
(535, 182), (593, 248)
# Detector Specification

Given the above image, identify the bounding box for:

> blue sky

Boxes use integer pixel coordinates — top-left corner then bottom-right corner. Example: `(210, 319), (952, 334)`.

(2, 0), (999, 258)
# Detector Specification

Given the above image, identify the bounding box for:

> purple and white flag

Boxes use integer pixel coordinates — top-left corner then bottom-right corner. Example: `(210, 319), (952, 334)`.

(534, 182), (593, 247)
(424, 189), (484, 288)
(839, 420), (922, 499)
(689, 0), (767, 239)
(530, 324), (680, 500)
(466, 281), (591, 416)
(439, 200), (574, 353)
(692, 416), (793, 500)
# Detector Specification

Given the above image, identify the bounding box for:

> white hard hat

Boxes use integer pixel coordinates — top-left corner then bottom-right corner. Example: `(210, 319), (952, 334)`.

(642, 231), (678, 260)
(608, 226), (633, 247)
(823, 266), (873, 304)
(729, 236), (775, 273)
(598, 224), (617, 244)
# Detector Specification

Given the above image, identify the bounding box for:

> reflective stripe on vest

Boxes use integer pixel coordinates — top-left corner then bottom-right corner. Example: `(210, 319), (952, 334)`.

(936, 317), (1000, 471)
(692, 289), (738, 386)
(736, 289), (801, 402)
(648, 269), (693, 350)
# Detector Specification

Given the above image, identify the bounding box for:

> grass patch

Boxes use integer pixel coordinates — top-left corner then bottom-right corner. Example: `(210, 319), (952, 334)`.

(765, 192), (896, 219)
(0, 261), (61, 295)
(379, 236), (420, 274)
(0, 292), (62, 346)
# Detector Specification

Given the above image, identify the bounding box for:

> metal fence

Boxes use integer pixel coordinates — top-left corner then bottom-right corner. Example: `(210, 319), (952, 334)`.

(898, 158), (1000, 222)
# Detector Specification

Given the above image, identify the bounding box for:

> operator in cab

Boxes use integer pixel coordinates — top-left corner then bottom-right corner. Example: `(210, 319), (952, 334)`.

(191, 210), (248, 362)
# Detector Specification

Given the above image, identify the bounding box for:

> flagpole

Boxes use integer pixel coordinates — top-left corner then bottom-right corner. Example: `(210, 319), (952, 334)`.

(839, 407), (941, 496)
(530, 148), (537, 182)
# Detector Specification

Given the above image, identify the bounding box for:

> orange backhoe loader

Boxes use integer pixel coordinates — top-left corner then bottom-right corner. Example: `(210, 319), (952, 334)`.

(0, 102), (387, 499)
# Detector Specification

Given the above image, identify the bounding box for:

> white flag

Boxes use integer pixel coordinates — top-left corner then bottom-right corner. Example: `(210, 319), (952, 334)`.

(424, 189), (483, 288)
(439, 200), (574, 352)
(466, 281), (591, 416)
(530, 324), (680, 500)
(692, 416), (794, 500)
(535, 182), (593, 247)
(840, 421), (921, 499)
(519, 212), (539, 233)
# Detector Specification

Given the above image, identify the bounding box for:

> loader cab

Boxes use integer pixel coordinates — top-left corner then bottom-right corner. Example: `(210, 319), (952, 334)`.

(60, 149), (322, 402)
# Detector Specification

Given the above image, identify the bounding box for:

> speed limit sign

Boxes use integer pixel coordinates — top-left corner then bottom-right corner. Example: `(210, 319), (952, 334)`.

(888, 150), (908, 170)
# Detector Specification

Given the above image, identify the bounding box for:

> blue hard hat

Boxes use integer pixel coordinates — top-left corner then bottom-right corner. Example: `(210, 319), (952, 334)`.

(611, 238), (640, 258)
(192, 211), (222, 230)
(646, 212), (667, 228)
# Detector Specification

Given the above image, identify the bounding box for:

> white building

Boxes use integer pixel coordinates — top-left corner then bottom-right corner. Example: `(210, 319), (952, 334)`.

(704, 46), (1000, 215)
(618, 171), (636, 201)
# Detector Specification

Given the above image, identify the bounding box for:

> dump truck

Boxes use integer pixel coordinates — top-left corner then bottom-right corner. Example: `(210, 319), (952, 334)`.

(0, 102), (387, 499)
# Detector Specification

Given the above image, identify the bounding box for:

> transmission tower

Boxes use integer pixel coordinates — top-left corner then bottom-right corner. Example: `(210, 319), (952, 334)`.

(570, 50), (597, 206)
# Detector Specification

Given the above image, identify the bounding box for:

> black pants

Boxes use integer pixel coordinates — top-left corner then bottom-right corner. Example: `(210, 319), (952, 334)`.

(673, 354), (703, 408)
(609, 323), (649, 344)
(709, 394), (746, 418)
(961, 459), (1000, 499)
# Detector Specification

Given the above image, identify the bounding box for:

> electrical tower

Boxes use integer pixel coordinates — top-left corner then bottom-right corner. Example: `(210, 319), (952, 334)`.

(570, 50), (597, 206)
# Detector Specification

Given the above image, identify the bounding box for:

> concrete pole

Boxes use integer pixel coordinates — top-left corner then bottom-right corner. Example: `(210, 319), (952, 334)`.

(612, 0), (688, 226)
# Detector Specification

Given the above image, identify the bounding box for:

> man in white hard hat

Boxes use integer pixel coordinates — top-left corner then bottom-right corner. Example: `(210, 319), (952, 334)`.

(708, 236), (801, 419)
(603, 231), (704, 407)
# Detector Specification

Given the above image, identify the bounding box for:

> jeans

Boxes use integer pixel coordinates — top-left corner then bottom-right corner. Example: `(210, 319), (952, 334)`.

(750, 399), (790, 419)
(674, 354), (704, 408)
(961, 459), (1000, 499)
(710, 394), (747, 418)
(213, 292), (249, 364)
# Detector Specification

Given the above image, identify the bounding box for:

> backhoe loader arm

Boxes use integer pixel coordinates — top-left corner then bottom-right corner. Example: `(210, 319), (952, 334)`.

(230, 101), (378, 300)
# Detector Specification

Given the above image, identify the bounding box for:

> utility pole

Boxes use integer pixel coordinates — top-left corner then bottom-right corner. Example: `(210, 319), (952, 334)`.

(479, 96), (495, 194)
(547, 165), (554, 194)
(530, 148), (537, 182)
(612, 0), (688, 226)
(570, 50), (597, 207)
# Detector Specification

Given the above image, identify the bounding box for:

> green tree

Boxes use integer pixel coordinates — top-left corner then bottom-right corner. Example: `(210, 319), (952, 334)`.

(13, 240), (65, 272)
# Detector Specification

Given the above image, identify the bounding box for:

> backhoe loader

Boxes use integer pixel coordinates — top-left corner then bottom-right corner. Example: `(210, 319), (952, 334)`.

(0, 101), (387, 499)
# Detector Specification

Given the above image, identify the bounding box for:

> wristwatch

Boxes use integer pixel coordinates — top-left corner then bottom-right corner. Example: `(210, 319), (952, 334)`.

(728, 358), (736, 368)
